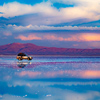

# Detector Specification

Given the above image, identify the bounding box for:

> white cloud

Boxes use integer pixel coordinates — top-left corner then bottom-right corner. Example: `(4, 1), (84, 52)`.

(7, 24), (100, 30)
(0, 2), (57, 18)
(0, 1), (100, 25)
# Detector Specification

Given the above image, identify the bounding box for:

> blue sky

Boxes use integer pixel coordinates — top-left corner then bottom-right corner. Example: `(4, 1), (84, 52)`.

(0, 0), (100, 48)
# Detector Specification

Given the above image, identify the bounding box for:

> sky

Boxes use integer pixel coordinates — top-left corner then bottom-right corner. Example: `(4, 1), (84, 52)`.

(0, 0), (100, 48)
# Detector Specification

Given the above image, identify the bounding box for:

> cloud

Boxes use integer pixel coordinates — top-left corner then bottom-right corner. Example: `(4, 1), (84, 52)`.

(66, 33), (100, 42)
(15, 34), (42, 40)
(15, 33), (100, 42)
(7, 24), (100, 30)
(0, 2), (56, 18)
(0, 1), (100, 25)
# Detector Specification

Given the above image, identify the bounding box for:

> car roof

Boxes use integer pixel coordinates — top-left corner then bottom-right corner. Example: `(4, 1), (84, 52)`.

(17, 53), (27, 56)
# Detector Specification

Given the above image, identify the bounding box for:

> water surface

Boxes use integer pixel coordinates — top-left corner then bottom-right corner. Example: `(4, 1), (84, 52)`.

(0, 56), (100, 100)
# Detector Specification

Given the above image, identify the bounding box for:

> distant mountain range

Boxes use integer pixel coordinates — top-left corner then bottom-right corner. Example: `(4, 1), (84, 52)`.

(0, 43), (100, 56)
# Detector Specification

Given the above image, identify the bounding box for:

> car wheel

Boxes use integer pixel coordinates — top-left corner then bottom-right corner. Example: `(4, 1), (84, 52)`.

(28, 57), (31, 60)
(19, 57), (22, 60)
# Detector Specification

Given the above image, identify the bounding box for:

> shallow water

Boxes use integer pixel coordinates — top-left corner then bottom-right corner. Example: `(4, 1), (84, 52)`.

(0, 56), (100, 100)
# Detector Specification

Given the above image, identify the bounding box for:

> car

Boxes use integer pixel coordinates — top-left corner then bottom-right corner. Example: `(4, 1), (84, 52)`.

(16, 53), (33, 60)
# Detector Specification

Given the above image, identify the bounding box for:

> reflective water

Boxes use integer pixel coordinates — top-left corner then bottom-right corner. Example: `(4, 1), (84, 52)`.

(0, 56), (100, 100)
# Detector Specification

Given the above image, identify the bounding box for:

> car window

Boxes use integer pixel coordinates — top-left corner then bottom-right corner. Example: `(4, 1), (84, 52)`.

(17, 53), (26, 56)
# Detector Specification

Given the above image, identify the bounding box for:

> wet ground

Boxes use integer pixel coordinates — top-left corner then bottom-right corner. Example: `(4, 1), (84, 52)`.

(0, 56), (100, 100)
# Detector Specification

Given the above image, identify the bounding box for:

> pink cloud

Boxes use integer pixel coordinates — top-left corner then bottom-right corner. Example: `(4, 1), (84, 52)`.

(15, 33), (100, 42)
(79, 34), (100, 41)
(15, 34), (42, 40)
(64, 33), (100, 42)
(45, 33), (100, 42)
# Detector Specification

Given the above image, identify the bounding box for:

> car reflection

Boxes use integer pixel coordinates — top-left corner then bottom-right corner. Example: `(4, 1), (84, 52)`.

(17, 61), (31, 68)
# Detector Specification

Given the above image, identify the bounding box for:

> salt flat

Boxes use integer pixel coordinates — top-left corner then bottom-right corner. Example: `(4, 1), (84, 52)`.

(0, 56), (100, 100)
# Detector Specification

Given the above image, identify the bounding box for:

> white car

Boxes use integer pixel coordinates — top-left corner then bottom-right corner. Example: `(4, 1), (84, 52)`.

(16, 53), (33, 60)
